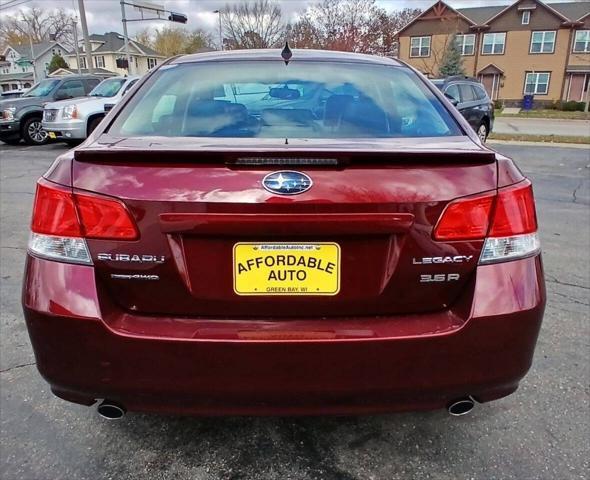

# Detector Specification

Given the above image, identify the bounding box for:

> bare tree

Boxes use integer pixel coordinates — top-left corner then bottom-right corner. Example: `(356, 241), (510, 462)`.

(291, 0), (420, 55)
(0, 7), (77, 50)
(135, 26), (213, 57)
(221, 0), (285, 49)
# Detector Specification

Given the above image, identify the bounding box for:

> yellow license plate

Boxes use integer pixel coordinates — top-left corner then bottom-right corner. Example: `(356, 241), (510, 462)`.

(233, 243), (340, 296)
(47, 131), (56, 139)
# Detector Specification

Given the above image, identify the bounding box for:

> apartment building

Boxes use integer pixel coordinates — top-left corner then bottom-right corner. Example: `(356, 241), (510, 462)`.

(396, 0), (590, 105)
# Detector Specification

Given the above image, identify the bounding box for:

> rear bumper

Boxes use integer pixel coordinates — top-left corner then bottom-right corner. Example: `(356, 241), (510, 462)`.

(22, 255), (545, 415)
(41, 120), (86, 139)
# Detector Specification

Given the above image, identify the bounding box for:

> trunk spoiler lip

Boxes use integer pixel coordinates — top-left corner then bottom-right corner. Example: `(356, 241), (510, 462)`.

(74, 136), (496, 165)
(79, 134), (492, 152)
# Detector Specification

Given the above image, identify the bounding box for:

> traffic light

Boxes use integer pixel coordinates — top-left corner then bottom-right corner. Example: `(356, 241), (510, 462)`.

(168, 12), (187, 23)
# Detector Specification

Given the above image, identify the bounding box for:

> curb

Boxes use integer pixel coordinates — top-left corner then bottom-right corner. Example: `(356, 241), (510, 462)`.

(487, 139), (590, 149)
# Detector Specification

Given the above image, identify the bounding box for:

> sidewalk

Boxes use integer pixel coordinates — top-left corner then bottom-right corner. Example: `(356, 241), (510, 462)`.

(494, 117), (590, 137)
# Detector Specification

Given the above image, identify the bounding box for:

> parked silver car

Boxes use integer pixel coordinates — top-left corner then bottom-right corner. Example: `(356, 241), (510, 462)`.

(42, 76), (139, 144)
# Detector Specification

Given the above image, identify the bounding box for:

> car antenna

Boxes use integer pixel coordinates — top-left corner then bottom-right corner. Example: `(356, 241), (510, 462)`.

(281, 41), (292, 65)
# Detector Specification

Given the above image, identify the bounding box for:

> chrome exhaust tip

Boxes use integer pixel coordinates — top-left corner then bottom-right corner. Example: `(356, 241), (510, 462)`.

(97, 400), (126, 420)
(447, 397), (475, 416)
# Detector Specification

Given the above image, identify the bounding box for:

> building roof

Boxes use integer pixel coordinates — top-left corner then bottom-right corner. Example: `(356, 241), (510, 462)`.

(49, 67), (117, 77)
(456, 1), (590, 25)
(566, 65), (590, 73)
(550, 2), (590, 21)
(85, 32), (163, 57)
(0, 72), (33, 82)
(455, 6), (505, 25)
(9, 41), (69, 60)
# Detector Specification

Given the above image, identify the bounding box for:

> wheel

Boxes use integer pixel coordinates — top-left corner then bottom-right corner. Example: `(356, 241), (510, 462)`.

(1, 138), (21, 145)
(477, 122), (488, 143)
(22, 117), (48, 145)
(87, 116), (103, 137)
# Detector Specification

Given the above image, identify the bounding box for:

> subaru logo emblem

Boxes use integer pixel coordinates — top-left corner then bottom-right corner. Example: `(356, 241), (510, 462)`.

(262, 171), (313, 195)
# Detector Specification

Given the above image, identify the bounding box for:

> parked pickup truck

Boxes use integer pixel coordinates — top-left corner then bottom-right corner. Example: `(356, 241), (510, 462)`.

(42, 76), (139, 145)
(0, 75), (100, 145)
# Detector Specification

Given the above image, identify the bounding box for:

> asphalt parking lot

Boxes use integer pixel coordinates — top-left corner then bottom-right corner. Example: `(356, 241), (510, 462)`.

(0, 140), (588, 480)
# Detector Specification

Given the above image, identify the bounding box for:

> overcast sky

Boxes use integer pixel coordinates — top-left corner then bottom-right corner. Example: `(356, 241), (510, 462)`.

(0, 0), (582, 40)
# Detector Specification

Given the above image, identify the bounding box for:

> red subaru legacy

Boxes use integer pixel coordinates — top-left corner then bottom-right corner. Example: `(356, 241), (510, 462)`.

(22, 49), (545, 419)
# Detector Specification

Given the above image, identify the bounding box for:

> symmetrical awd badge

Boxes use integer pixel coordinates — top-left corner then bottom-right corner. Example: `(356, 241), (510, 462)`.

(262, 171), (312, 195)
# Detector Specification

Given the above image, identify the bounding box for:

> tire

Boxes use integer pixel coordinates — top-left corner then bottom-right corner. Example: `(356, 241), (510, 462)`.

(87, 116), (103, 137)
(22, 117), (48, 145)
(1, 138), (21, 145)
(477, 121), (488, 143)
(64, 139), (82, 147)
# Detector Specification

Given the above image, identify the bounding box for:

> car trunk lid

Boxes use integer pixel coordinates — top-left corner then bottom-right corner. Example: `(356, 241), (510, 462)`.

(72, 136), (496, 317)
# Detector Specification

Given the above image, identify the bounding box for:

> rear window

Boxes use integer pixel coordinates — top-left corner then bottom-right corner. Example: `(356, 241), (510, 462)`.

(110, 61), (461, 139)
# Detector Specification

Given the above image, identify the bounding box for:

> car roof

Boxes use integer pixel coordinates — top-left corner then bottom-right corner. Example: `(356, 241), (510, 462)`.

(173, 48), (403, 67)
(50, 75), (101, 81)
(433, 76), (480, 84)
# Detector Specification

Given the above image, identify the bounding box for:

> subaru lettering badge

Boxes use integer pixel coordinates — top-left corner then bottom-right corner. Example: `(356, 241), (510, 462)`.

(262, 171), (313, 195)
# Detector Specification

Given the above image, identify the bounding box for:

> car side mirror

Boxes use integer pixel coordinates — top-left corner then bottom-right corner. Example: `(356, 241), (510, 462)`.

(444, 93), (459, 107)
(104, 103), (115, 112)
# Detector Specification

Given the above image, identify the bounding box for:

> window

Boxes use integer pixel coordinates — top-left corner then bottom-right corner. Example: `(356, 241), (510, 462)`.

(455, 34), (475, 56)
(148, 57), (157, 69)
(482, 32), (506, 54)
(94, 56), (105, 68)
(522, 11), (530, 25)
(85, 78), (100, 92)
(410, 36), (431, 57)
(56, 80), (85, 99)
(524, 72), (550, 95)
(79, 57), (87, 69)
(458, 84), (477, 102)
(473, 85), (488, 100)
(530, 31), (556, 54)
(89, 78), (126, 97)
(573, 30), (590, 53)
(122, 79), (138, 95)
(445, 84), (460, 103)
(110, 61), (462, 139)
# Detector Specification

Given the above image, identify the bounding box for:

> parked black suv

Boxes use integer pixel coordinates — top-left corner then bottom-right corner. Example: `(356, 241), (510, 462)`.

(431, 76), (494, 142)
(0, 75), (100, 145)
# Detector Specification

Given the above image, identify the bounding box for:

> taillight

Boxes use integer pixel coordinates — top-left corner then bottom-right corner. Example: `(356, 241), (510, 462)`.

(433, 193), (494, 241)
(480, 181), (539, 264)
(75, 192), (138, 239)
(488, 182), (537, 237)
(434, 180), (540, 264)
(28, 179), (138, 264)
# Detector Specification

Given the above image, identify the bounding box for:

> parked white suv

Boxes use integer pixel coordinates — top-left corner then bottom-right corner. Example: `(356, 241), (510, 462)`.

(42, 76), (139, 144)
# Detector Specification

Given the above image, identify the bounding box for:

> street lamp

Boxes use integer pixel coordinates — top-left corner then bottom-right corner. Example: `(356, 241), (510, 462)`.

(213, 9), (223, 50)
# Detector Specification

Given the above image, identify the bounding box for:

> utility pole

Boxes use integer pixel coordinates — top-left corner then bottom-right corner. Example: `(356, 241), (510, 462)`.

(77, 0), (93, 73)
(120, 0), (133, 75)
(28, 32), (36, 83)
(214, 10), (223, 50)
(72, 19), (81, 74)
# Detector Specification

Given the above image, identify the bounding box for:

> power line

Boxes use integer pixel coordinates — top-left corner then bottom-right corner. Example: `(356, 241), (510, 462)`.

(1, 0), (25, 7)
(0, 0), (32, 11)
